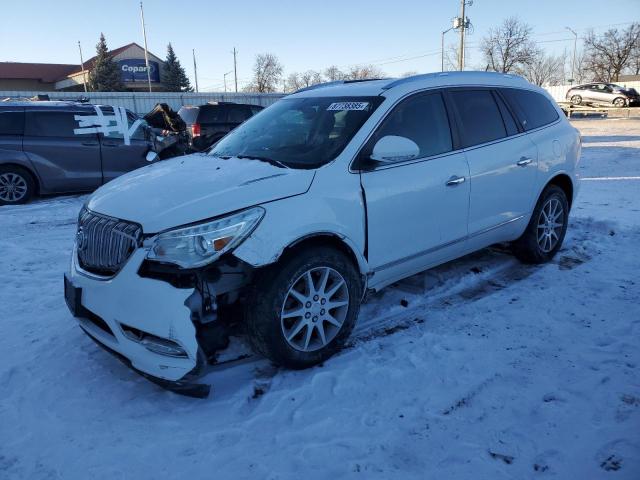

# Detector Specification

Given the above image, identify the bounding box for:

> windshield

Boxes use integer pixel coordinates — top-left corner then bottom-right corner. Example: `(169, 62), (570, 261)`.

(209, 96), (383, 168)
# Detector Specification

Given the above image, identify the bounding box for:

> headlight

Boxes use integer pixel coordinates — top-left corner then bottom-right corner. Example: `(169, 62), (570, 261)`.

(146, 207), (264, 268)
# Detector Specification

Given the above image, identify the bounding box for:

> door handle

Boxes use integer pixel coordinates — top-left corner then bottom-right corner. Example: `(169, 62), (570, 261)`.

(517, 157), (533, 167)
(446, 175), (466, 186)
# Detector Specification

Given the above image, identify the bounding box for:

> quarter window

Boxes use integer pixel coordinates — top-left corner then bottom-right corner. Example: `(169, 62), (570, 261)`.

(501, 89), (559, 131)
(368, 92), (453, 160)
(449, 90), (507, 147)
(0, 111), (24, 135)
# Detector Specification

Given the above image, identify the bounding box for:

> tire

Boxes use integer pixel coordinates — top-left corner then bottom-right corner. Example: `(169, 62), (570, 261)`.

(613, 97), (627, 108)
(570, 94), (582, 106)
(512, 185), (569, 264)
(245, 246), (362, 369)
(0, 165), (35, 205)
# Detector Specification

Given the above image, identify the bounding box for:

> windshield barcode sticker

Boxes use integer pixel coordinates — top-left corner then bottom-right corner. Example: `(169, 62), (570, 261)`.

(326, 102), (370, 111)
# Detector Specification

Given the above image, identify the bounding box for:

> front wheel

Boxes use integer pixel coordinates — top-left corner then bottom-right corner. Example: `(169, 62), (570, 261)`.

(613, 97), (627, 108)
(245, 246), (362, 369)
(512, 185), (569, 264)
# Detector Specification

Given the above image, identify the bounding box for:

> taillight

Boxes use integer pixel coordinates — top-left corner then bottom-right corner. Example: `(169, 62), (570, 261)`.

(191, 123), (201, 137)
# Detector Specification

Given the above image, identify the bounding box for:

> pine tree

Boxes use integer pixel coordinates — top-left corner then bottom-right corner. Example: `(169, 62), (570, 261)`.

(163, 43), (192, 92)
(88, 33), (124, 92)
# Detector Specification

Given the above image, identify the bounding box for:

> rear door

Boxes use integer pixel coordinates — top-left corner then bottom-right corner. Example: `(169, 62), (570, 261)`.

(23, 109), (102, 192)
(99, 110), (153, 183)
(360, 91), (470, 280)
(446, 88), (538, 236)
(0, 108), (25, 155)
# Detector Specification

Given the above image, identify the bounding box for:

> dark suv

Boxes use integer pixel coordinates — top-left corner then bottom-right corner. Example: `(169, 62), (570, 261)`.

(178, 102), (263, 151)
(0, 101), (159, 205)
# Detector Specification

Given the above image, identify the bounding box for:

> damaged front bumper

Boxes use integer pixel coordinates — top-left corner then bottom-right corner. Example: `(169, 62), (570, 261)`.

(65, 247), (212, 397)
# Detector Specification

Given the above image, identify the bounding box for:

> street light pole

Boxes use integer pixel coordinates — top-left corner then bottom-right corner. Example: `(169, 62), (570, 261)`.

(192, 49), (199, 92)
(232, 48), (238, 93)
(139, 1), (152, 92)
(77, 41), (88, 92)
(441, 27), (454, 72)
(458, 0), (466, 71)
(565, 27), (578, 85)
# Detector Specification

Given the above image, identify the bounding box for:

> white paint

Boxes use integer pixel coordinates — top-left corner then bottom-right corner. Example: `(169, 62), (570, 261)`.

(73, 105), (143, 145)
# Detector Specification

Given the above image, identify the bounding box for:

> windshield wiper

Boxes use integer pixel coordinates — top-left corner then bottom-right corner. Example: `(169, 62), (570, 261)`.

(236, 155), (289, 169)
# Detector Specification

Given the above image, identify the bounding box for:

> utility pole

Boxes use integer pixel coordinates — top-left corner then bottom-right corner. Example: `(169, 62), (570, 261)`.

(77, 41), (88, 92)
(565, 26), (578, 85)
(192, 49), (199, 92)
(458, 0), (466, 71)
(232, 47), (238, 93)
(140, 1), (152, 92)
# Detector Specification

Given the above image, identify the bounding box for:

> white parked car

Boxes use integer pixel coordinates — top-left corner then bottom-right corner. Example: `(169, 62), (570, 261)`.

(65, 72), (581, 396)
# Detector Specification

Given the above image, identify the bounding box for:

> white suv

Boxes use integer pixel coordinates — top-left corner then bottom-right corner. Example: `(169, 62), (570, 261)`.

(65, 72), (581, 396)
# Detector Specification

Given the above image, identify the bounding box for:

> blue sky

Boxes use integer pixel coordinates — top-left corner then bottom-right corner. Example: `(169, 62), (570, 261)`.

(1, 0), (637, 91)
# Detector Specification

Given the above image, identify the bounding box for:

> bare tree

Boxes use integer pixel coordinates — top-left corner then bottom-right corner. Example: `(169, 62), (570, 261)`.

(300, 70), (324, 87)
(286, 72), (303, 92)
(245, 53), (283, 93)
(324, 65), (345, 81)
(481, 17), (539, 74)
(400, 71), (419, 78)
(583, 23), (640, 82)
(344, 64), (385, 80)
(523, 51), (564, 86)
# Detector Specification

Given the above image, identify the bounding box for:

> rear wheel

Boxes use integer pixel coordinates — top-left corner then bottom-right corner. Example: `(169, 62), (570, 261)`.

(512, 185), (569, 264)
(570, 94), (582, 106)
(245, 246), (362, 369)
(0, 166), (35, 205)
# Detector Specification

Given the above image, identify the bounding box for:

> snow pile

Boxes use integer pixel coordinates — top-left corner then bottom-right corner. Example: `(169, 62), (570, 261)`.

(1, 118), (639, 479)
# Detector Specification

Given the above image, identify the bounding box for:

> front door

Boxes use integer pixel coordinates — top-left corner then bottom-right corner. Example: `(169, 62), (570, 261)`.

(99, 111), (153, 183)
(359, 91), (470, 281)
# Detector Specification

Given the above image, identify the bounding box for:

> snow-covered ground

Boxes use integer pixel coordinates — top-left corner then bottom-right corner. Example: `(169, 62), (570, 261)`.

(1, 118), (639, 479)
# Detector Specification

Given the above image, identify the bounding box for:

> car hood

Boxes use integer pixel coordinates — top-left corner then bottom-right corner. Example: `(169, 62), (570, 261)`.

(87, 154), (315, 233)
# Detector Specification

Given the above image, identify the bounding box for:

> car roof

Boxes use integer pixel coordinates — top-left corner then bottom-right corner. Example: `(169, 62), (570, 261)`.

(0, 100), (96, 110)
(289, 71), (533, 98)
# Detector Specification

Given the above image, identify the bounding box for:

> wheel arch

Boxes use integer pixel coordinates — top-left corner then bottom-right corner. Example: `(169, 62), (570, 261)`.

(0, 162), (40, 195)
(546, 173), (574, 210)
(281, 232), (369, 282)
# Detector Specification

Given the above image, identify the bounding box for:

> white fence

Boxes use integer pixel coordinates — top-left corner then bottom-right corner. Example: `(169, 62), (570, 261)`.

(544, 81), (640, 102)
(0, 91), (286, 114)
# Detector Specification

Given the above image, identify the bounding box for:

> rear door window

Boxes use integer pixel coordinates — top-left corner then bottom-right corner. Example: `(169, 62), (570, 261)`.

(448, 90), (507, 148)
(0, 111), (24, 135)
(25, 110), (93, 138)
(501, 88), (559, 131)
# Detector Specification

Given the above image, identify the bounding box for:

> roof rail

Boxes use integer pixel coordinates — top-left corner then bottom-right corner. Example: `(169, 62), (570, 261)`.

(293, 77), (389, 94)
(382, 71), (526, 90)
(294, 80), (346, 94)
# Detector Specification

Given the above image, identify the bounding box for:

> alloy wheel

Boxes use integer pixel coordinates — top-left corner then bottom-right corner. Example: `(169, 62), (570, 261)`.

(613, 98), (626, 108)
(537, 197), (565, 253)
(0, 172), (28, 203)
(280, 266), (350, 352)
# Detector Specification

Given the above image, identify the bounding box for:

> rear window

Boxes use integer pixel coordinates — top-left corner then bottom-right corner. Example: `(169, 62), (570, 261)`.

(501, 89), (559, 131)
(0, 111), (24, 135)
(25, 110), (91, 137)
(177, 107), (199, 124)
(449, 90), (507, 148)
(227, 106), (250, 123)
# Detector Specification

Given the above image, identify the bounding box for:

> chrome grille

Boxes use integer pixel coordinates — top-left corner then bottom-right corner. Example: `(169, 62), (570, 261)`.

(76, 208), (142, 276)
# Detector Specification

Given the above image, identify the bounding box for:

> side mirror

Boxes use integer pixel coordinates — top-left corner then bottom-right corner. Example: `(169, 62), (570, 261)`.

(146, 150), (159, 162)
(370, 135), (420, 164)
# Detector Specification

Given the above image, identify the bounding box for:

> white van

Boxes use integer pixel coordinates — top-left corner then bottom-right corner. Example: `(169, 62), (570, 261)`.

(65, 72), (581, 395)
